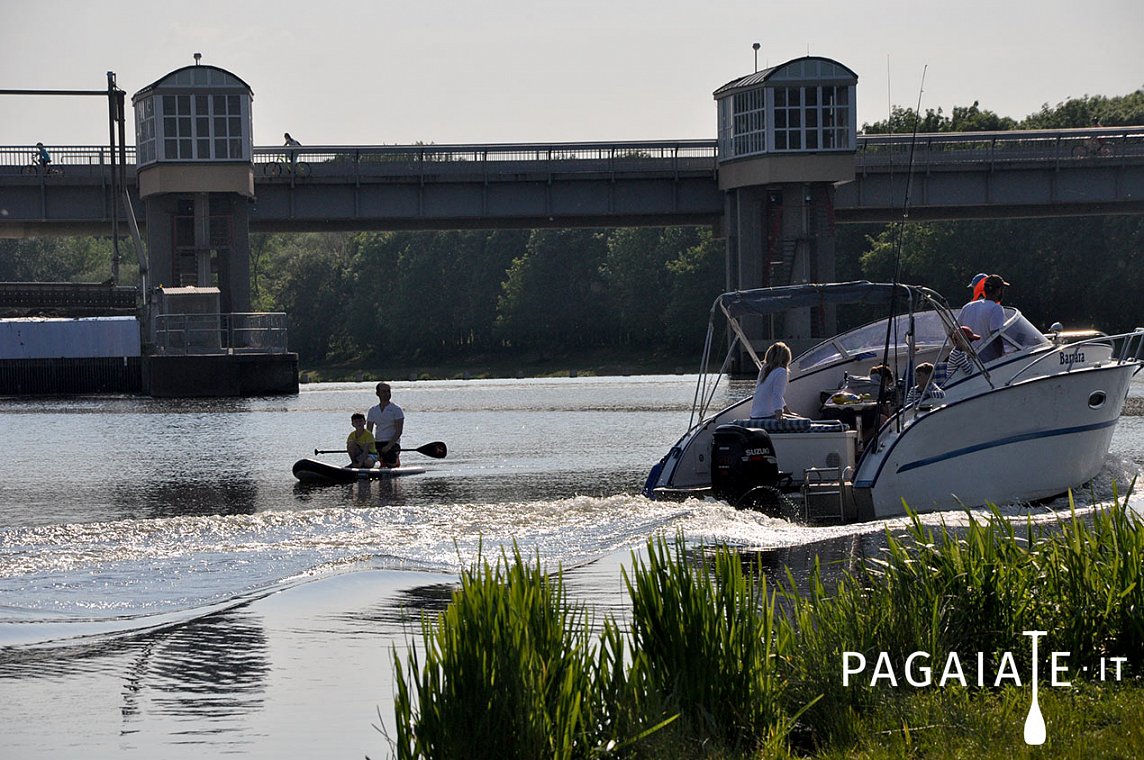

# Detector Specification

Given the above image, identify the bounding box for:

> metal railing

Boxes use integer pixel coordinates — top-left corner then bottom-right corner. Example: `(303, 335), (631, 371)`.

(251, 139), (721, 181)
(0, 145), (136, 169)
(1005, 328), (1144, 387)
(3, 127), (1141, 177)
(855, 126), (1144, 171)
(152, 312), (289, 356)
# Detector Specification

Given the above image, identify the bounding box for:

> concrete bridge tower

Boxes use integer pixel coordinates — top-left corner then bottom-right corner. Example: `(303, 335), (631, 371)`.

(132, 61), (255, 313)
(130, 61), (296, 396)
(714, 56), (858, 353)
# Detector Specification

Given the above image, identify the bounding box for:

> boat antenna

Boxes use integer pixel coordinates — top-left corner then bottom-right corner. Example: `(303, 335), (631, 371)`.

(873, 65), (927, 442)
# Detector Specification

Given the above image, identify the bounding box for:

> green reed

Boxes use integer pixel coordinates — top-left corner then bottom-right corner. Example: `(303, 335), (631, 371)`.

(1030, 484), (1144, 667)
(391, 488), (1142, 756)
(389, 542), (680, 759)
(623, 534), (801, 753)
(779, 485), (1142, 749)
(392, 544), (628, 760)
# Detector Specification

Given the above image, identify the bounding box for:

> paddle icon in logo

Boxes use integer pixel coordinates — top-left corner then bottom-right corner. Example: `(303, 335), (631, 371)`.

(1023, 630), (1047, 745)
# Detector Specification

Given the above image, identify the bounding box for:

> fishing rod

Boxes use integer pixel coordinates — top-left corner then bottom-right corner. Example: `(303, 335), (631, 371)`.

(873, 65), (928, 443)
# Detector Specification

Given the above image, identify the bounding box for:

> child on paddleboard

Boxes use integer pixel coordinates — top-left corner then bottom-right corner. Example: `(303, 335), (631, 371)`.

(346, 412), (379, 468)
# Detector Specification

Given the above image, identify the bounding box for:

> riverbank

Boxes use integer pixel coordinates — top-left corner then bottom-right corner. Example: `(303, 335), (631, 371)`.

(298, 346), (699, 383)
(392, 500), (1144, 758)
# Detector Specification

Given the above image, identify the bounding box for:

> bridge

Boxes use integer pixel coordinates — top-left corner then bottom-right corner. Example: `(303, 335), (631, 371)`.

(2, 126), (1142, 237)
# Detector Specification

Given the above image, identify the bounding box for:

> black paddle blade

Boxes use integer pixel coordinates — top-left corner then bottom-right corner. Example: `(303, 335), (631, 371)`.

(414, 441), (448, 459)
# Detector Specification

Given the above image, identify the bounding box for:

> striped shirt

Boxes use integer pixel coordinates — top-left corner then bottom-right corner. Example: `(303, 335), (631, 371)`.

(905, 383), (946, 407)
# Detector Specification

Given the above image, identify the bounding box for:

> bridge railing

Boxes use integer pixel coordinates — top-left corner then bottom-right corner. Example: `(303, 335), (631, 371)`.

(252, 140), (720, 180)
(855, 126), (1144, 171)
(3, 128), (1141, 178)
(152, 312), (289, 356)
(0, 145), (135, 171)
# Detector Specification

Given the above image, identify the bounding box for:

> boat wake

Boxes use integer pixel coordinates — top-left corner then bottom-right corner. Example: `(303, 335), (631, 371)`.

(1, 452), (1138, 650)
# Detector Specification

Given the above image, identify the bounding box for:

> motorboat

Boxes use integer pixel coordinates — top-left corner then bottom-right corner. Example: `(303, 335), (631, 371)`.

(644, 281), (1144, 521)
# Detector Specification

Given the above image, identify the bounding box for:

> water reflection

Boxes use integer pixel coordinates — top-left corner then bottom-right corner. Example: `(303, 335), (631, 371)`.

(0, 604), (269, 736)
(112, 476), (261, 519)
(129, 608), (268, 720)
(334, 582), (459, 632)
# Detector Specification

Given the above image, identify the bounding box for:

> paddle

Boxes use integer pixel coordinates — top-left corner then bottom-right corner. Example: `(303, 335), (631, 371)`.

(313, 441), (448, 459)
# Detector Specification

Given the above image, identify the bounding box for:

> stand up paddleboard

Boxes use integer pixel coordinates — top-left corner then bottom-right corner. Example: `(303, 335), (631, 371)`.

(292, 458), (427, 484)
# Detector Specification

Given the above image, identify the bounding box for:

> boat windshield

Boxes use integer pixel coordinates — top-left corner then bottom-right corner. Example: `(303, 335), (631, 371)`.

(796, 310), (950, 371)
(997, 309), (1053, 353)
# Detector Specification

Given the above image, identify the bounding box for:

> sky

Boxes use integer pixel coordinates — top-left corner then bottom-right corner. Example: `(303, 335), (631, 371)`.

(2, 0), (1141, 148)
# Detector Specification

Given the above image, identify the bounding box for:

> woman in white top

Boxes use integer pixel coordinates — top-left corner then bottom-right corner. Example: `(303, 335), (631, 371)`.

(749, 342), (797, 419)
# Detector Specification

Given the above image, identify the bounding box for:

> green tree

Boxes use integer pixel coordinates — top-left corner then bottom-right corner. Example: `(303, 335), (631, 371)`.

(663, 229), (725, 350)
(601, 228), (677, 346)
(273, 233), (358, 363)
(1019, 89), (1144, 129)
(0, 236), (135, 283)
(496, 229), (611, 349)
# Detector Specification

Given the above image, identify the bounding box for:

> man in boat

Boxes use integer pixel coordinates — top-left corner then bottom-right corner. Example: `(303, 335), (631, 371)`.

(967, 272), (987, 302)
(346, 412), (379, 468)
(366, 382), (404, 467)
(957, 274), (1009, 362)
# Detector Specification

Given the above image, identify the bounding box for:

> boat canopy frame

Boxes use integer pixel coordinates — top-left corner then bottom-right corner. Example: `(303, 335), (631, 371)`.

(689, 281), (968, 427)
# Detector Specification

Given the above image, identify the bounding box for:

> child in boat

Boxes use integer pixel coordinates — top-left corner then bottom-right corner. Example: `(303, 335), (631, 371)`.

(868, 364), (900, 412)
(346, 412), (379, 468)
(905, 362), (946, 407)
(944, 325), (980, 380)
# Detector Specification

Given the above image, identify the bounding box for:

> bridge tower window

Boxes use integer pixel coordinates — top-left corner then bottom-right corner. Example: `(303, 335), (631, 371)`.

(132, 65), (253, 167)
(136, 97), (156, 165)
(714, 56), (858, 162)
(163, 95), (194, 160)
(731, 88), (766, 157)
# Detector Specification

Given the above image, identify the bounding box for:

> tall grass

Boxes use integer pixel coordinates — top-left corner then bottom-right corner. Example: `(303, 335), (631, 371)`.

(392, 544), (635, 760)
(780, 485), (1142, 749)
(390, 488), (1142, 756)
(623, 535), (802, 753)
(1031, 485), (1144, 666)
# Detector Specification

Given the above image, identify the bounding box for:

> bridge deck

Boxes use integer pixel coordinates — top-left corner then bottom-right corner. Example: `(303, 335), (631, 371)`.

(1, 127), (1142, 234)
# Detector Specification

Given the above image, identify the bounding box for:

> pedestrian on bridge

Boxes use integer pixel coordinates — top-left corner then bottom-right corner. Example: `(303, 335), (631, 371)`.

(283, 133), (301, 168)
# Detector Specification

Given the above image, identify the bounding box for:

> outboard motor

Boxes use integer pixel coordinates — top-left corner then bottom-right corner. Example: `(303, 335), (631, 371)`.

(710, 424), (782, 512)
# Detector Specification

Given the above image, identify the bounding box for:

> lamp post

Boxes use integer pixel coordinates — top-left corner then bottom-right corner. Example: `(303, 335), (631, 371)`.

(753, 42), (760, 73)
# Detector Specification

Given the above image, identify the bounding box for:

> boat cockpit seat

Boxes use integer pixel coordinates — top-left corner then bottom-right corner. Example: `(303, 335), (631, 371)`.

(732, 418), (847, 434)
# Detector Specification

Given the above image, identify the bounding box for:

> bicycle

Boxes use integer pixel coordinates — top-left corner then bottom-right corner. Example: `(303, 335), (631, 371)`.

(1072, 138), (1113, 158)
(21, 159), (64, 176)
(263, 159), (311, 178)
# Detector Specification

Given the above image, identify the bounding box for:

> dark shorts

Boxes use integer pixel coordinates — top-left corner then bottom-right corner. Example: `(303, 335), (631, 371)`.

(377, 442), (399, 466)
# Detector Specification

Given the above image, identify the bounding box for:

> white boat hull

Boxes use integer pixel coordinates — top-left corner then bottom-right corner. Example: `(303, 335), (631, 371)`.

(645, 282), (1144, 521)
(856, 364), (1135, 517)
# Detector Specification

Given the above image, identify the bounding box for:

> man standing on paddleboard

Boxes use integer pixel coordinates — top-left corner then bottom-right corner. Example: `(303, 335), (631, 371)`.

(366, 382), (404, 468)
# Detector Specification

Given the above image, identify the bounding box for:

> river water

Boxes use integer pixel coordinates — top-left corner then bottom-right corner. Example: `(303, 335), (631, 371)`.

(2, 375), (1142, 759)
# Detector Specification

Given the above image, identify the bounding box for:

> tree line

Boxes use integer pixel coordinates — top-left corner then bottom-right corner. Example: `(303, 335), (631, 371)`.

(2, 89), (1142, 370)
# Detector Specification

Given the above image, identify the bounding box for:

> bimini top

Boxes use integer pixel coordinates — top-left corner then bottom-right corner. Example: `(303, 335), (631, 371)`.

(714, 281), (941, 320)
(713, 56), (858, 99)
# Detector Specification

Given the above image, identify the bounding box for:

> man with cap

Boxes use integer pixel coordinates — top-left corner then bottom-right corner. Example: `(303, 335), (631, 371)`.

(967, 272), (987, 301)
(957, 274), (1009, 362)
